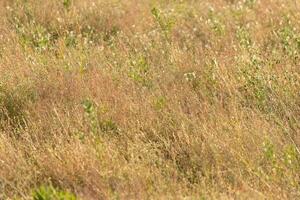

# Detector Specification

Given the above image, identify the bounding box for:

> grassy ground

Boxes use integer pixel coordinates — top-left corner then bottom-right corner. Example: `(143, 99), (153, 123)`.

(0, 0), (299, 199)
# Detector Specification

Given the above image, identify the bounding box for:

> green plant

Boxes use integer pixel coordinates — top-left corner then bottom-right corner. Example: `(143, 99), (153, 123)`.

(238, 54), (274, 112)
(186, 58), (221, 103)
(208, 9), (225, 36)
(82, 99), (98, 134)
(82, 99), (119, 135)
(263, 140), (275, 162)
(99, 119), (119, 133)
(65, 31), (77, 48)
(151, 7), (175, 42)
(203, 58), (220, 99)
(237, 26), (252, 50)
(32, 185), (76, 200)
(103, 26), (119, 46)
(184, 72), (196, 82)
(245, 0), (257, 8)
(129, 55), (152, 88)
(12, 18), (56, 51)
(283, 145), (300, 169)
(0, 83), (35, 128)
(153, 96), (167, 111)
(276, 19), (300, 60)
(63, 0), (72, 10)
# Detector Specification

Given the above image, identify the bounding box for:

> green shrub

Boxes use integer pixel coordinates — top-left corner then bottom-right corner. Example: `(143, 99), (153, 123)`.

(32, 185), (76, 200)
(208, 9), (225, 36)
(153, 96), (167, 111)
(151, 7), (175, 42)
(276, 21), (300, 60)
(82, 99), (119, 135)
(129, 55), (152, 88)
(236, 26), (252, 50)
(0, 83), (35, 128)
(63, 0), (72, 10)
(237, 54), (275, 112)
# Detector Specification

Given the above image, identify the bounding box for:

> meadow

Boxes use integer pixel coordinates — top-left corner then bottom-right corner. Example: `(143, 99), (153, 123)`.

(0, 0), (299, 199)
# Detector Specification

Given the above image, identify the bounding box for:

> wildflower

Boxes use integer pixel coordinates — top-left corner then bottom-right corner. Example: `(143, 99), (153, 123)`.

(184, 72), (196, 82)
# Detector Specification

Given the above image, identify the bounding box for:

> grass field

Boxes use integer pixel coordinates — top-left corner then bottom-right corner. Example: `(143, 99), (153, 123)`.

(0, 0), (299, 199)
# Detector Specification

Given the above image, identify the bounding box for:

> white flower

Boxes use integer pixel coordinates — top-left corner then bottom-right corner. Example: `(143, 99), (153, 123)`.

(184, 72), (196, 82)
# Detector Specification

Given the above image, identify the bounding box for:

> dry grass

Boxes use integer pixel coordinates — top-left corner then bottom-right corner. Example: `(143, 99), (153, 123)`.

(0, 0), (299, 199)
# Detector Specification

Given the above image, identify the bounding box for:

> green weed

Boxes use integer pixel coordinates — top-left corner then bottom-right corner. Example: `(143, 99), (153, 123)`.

(153, 96), (167, 111)
(0, 83), (35, 128)
(236, 26), (252, 50)
(276, 19), (300, 61)
(208, 9), (225, 36)
(82, 99), (119, 135)
(63, 0), (72, 10)
(151, 7), (175, 42)
(129, 55), (152, 88)
(32, 185), (76, 200)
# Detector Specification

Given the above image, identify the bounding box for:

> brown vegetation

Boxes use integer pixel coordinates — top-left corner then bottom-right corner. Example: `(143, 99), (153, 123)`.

(0, 0), (299, 199)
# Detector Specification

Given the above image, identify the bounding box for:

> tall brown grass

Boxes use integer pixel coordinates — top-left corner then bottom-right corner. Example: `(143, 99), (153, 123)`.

(0, 0), (299, 199)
